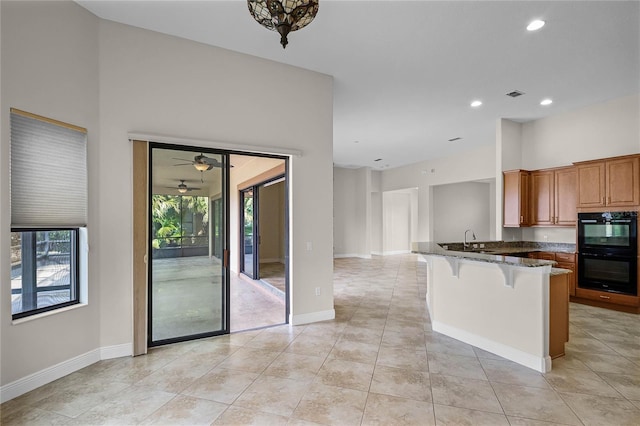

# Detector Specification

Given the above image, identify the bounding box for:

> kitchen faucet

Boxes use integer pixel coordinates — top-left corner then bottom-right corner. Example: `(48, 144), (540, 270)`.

(464, 229), (476, 249)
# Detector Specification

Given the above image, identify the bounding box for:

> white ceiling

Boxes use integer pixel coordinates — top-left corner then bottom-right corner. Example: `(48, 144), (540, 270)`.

(77, 0), (640, 170)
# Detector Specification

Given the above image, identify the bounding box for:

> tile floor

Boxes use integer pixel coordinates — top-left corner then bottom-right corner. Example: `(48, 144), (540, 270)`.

(2, 254), (640, 425)
(148, 256), (286, 336)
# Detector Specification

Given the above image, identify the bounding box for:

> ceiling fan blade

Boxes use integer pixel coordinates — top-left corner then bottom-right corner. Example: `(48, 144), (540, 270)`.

(173, 163), (193, 166)
(172, 157), (194, 162)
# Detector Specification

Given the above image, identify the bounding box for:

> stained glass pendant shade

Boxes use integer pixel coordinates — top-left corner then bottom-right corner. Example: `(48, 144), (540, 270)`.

(248, 0), (319, 48)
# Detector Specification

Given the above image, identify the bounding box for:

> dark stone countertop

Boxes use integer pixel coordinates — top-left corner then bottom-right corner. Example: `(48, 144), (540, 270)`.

(411, 241), (558, 268)
(437, 241), (576, 254)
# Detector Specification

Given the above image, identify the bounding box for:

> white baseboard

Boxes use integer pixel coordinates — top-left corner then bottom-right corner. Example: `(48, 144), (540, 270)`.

(381, 250), (411, 256)
(100, 343), (133, 360)
(431, 320), (551, 373)
(290, 309), (335, 326)
(0, 343), (133, 403)
(333, 253), (372, 259)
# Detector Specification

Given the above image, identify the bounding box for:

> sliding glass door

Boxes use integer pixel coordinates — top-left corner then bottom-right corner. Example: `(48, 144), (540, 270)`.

(148, 145), (229, 345)
(240, 188), (258, 279)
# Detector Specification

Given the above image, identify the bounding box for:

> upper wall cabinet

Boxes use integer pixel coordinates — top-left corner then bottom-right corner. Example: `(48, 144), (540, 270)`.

(503, 170), (530, 227)
(575, 154), (640, 208)
(530, 166), (577, 226)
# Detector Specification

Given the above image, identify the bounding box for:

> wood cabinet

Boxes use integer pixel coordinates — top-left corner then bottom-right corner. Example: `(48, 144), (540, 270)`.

(555, 252), (576, 297)
(555, 167), (578, 225)
(575, 154), (640, 208)
(503, 170), (529, 227)
(549, 272), (569, 359)
(528, 251), (576, 296)
(573, 287), (640, 312)
(530, 171), (554, 225)
(530, 167), (576, 226)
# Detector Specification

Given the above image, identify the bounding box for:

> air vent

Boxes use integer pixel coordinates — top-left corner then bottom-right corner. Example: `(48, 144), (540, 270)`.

(506, 90), (525, 98)
(448, 137), (462, 142)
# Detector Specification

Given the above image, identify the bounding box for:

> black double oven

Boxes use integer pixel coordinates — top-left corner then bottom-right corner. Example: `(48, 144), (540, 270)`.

(577, 211), (638, 296)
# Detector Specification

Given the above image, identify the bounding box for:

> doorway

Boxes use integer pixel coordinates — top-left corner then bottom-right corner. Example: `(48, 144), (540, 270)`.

(233, 156), (288, 332)
(240, 176), (287, 290)
(146, 145), (289, 346)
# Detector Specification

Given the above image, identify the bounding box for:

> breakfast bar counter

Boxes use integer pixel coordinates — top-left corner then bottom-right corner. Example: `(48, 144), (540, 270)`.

(412, 242), (571, 372)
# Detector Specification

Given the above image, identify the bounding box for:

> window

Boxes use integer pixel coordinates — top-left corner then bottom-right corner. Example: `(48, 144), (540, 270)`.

(10, 109), (87, 319)
(11, 229), (79, 318)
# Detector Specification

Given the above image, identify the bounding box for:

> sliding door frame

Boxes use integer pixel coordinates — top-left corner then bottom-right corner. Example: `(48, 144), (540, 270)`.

(134, 141), (291, 348)
(147, 142), (231, 347)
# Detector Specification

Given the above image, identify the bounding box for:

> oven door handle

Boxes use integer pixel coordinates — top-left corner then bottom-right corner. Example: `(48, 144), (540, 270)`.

(581, 252), (635, 259)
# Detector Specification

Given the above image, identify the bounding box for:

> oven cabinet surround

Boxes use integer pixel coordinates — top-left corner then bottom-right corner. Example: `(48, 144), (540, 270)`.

(415, 247), (569, 373)
(572, 153), (640, 313)
(575, 154), (640, 208)
(572, 206), (640, 313)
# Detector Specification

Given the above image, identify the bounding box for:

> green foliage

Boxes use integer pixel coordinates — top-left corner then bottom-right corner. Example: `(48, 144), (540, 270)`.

(152, 194), (209, 248)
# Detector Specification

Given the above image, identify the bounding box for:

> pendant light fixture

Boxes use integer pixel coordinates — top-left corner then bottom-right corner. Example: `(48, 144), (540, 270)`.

(247, 0), (319, 48)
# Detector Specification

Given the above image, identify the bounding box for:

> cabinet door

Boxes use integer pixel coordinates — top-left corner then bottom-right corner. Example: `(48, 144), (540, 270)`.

(606, 157), (640, 206)
(554, 167), (577, 226)
(556, 262), (576, 296)
(503, 170), (529, 227)
(576, 162), (606, 208)
(530, 171), (554, 225)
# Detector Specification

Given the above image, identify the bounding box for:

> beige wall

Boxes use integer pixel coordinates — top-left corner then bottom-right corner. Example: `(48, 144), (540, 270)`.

(521, 94), (640, 170)
(433, 182), (492, 243)
(1, 1), (100, 386)
(1, 0), (333, 393)
(381, 144), (496, 243)
(97, 18), (333, 338)
(259, 181), (285, 263)
(333, 167), (370, 257)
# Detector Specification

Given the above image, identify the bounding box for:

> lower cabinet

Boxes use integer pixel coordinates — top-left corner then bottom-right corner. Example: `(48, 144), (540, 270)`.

(555, 252), (576, 296)
(573, 288), (640, 313)
(528, 251), (576, 296)
(549, 272), (570, 359)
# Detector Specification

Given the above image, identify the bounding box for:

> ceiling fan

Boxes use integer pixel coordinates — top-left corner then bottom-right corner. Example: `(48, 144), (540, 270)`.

(172, 153), (224, 171)
(166, 179), (201, 194)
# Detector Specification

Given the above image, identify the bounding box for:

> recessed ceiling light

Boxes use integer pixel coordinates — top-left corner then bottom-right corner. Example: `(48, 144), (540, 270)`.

(354, 140), (359, 144)
(540, 98), (553, 106)
(470, 100), (482, 107)
(527, 20), (545, 31)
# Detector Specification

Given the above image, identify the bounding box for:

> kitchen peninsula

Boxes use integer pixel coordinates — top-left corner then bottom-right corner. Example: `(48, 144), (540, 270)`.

(413, 242), (572, 373)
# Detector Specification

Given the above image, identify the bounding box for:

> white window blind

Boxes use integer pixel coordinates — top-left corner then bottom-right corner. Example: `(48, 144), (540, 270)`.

(10, 109), (87, 228)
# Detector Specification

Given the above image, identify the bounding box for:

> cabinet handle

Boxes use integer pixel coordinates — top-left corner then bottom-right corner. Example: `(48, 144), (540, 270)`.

(520, 215), (523, 223)
(599, 295), (611, 300)
(603, 196), (606, 205)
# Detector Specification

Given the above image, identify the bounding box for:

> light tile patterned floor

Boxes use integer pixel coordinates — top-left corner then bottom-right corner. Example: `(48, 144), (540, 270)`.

(2, 254), (640, 425)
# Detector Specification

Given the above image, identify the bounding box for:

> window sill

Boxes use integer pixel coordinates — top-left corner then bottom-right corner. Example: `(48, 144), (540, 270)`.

(11, 303), (88, 325)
